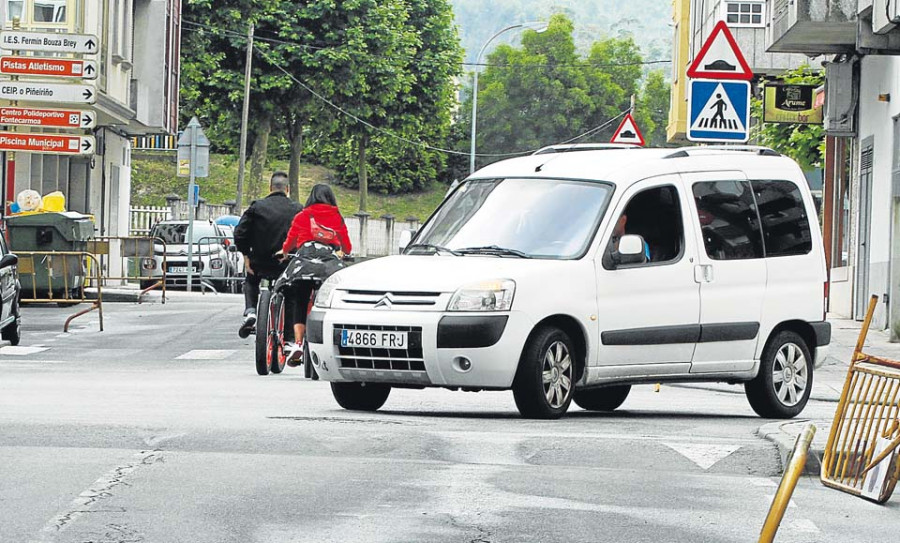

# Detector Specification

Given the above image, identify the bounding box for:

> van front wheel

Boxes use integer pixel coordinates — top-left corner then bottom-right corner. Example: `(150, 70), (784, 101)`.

(513, 326), (576, 419)
(745, 331), (813, 419)
(573, 385), (631, 412)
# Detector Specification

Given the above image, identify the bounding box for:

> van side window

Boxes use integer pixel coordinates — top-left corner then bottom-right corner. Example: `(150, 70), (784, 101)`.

(692, 180), (764, 260)
(751, 180), (812, 257)
(603, 185), (684, 269)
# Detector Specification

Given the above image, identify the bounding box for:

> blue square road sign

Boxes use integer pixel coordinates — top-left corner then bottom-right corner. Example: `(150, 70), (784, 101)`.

(687, 79), (751, 143)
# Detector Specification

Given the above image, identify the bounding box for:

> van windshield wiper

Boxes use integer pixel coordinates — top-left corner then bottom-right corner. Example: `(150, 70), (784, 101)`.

(457, 245), (533, 259)
(405, 243), (462, 256)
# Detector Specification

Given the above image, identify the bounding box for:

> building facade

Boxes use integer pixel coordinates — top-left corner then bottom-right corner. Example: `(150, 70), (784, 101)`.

(0, 0), (181, 242)
(763, 1), (900, 332)
(668, 0), (815, 143)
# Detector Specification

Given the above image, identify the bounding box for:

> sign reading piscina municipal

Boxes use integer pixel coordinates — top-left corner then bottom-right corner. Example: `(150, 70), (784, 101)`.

(0, 132), (94, 155)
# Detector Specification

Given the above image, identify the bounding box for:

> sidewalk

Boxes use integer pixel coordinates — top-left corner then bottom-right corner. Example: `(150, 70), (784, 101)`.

(760, 317), (900, 474)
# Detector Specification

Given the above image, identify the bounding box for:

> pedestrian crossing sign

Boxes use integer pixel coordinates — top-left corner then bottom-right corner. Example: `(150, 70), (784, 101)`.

(687, 79), (751, 143)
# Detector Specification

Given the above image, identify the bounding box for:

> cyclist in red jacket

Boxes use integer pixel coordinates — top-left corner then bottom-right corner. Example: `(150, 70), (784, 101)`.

(277, 184), (352, 363)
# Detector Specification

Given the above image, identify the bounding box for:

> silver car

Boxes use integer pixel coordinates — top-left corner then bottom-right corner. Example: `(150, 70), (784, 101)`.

(142, 220), (238, 292)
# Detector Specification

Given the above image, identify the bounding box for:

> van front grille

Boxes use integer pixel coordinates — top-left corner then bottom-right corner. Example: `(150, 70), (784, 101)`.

(333, 324), (425, 371)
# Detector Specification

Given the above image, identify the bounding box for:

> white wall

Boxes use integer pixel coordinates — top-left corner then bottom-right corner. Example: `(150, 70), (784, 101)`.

(857, 56), (900, 329)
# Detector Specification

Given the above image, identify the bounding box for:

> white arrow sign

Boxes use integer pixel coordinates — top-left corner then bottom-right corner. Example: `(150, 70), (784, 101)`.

(0, 82), (96, 104)
(0, 31), (99, 54)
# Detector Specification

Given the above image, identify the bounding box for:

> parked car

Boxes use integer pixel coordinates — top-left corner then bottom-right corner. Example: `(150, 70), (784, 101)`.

(142, 220), (238, 292)
(307, 146), (830, 420)
(0, 233), (21, 345)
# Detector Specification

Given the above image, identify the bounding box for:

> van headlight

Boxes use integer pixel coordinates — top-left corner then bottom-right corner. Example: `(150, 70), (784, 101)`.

(448, 279), (515, 312)
(315, 275), (341, 308)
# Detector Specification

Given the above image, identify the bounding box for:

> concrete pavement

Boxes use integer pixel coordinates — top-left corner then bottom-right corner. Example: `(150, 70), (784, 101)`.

(2, 297), (899, 542)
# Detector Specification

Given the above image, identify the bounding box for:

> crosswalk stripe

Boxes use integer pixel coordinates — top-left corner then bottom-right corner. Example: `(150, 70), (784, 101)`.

(662, 442), (742, 470)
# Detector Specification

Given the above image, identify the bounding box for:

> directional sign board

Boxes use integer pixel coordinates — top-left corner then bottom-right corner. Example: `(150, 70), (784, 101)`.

(0, 81), (95, 104)
(610, 113), (645, 146)
(687, 79), (751, 143)
(0, 132), (94, 155)
(0, 107), (95, 128)
(0, 56), (97, 79)
(0, 31), (99, 54)
(686, 21), (753, 81)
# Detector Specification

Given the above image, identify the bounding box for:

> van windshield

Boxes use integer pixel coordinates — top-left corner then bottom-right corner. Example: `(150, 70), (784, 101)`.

(412, 178), (613, 259)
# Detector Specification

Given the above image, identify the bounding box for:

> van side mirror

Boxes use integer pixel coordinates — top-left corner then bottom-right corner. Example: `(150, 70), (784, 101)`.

(613, 235), (647, 267)
(0, 253), (18, 269)
(398, 229), (416, 252)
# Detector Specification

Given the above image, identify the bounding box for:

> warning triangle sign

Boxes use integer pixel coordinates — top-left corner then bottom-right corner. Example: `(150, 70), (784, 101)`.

(687, 21), (753, 80)
(691, 83), (747, 133)
(690, 82), (746, 133)
(610, 114), (645, 146)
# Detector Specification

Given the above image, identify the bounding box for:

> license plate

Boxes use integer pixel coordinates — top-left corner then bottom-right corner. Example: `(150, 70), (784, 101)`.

(169, 266), (194, 273)
(341, 329), (408, 349)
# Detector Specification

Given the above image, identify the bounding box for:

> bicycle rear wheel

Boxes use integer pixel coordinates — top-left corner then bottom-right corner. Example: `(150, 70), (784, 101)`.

(270, 294), (287, 374)
(255, 289), (272, 376)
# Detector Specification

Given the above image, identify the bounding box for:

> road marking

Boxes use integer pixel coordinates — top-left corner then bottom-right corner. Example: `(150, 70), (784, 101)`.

(30, 450), (164, 543)
(662, 442), (742, 470)
(175, 349), (235, 360)
(0, 345), (49, 355)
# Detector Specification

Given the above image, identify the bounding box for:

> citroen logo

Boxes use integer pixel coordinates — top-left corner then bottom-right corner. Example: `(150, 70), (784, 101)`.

(373, 294), (393, 309)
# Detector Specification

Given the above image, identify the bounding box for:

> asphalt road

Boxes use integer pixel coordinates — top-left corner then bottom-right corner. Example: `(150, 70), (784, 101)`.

(1, 294), (898, 543)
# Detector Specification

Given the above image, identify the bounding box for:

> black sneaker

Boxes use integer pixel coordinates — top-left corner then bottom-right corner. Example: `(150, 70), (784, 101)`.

(238, 312), (257, 339)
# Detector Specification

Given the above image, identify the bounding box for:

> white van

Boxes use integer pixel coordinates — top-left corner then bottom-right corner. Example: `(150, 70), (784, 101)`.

(307, 147), (830, 419)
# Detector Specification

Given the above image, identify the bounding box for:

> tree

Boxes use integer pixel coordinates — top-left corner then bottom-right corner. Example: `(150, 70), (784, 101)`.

(751, 66), (825, 171)
(457, 14), (654, 169)
(636, 69), (670, 147)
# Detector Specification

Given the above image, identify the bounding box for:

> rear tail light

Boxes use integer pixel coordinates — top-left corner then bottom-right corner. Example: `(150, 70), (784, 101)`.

(210, 258), (224, 270)
(142, 258), (157, 271)
(223, 238), (231, 246)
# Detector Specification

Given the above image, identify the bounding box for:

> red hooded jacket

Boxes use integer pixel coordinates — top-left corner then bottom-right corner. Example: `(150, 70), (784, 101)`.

(282, 203), (352, 254)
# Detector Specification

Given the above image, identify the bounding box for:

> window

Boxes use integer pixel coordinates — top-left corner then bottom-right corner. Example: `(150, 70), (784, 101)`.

(753, 180), (812, 257)
(692, 181), (764, 260)
(723, 1), (765, 27)
(33, 0), (65, 23)
(6, 1), (23, 21)
(604, 185), (685, 269)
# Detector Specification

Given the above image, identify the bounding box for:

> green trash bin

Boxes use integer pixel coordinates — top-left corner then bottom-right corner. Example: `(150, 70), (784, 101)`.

(7, 212), (95, 299)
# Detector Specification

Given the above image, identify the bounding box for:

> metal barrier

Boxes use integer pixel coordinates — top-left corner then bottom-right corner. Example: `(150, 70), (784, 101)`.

(17, 251), (104, 332)
(87, 236), (167, 304)
(821, 295), (900, 503)
(195, 236), (244, 294)
(759, 423), (816, 543)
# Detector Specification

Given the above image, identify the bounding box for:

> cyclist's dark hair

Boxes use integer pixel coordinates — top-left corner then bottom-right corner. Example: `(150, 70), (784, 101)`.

(306, 184), (338, 207)
(270, 171), (289, 192)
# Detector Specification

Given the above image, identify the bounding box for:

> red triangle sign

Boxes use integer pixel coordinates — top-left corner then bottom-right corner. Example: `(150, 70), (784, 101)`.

(686, 21), (753, 80)
(610, 113), (645, 146)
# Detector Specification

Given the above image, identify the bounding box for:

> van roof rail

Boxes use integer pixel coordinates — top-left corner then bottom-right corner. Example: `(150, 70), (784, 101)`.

(663, 145), (781, 159)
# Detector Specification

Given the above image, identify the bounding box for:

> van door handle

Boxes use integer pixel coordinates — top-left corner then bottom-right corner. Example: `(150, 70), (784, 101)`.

(694, 265), (713, 283)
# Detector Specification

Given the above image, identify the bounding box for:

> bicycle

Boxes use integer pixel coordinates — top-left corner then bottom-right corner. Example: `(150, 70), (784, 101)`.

(254, 245), (346, 377)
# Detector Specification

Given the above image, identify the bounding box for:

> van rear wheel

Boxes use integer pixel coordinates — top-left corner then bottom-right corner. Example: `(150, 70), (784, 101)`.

(745, 331), (813, 419)
(513, 326), (576, 419)
(331, 382), (391, 411)
(573, 385), (631, 412)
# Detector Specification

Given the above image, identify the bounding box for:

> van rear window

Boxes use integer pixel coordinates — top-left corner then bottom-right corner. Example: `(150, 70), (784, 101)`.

(753, 180), (813, 257)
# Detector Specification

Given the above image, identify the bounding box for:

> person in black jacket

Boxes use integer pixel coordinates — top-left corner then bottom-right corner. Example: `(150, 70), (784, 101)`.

(234, 172), (303, 338)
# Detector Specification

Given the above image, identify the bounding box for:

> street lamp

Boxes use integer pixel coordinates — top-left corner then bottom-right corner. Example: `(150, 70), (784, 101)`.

(469, 21), (548, 175)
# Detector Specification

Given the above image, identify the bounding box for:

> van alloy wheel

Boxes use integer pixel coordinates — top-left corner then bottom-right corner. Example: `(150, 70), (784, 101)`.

(543, 341), (573, 409)
(772, 342), (808, 407)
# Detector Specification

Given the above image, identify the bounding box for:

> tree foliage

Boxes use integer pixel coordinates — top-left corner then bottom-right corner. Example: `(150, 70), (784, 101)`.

(454, 13), (670, 172)
(751, 66), (825, 171)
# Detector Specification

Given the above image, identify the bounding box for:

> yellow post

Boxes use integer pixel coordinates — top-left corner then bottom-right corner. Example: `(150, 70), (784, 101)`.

(759, 423), (817, 543)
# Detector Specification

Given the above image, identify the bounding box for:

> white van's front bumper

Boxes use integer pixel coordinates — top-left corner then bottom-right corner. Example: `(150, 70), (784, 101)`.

(307, 309), (536, 389)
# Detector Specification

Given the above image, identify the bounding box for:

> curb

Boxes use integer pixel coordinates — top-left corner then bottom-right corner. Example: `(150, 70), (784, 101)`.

(670, 382), (841, 403)
(757, 420), (825, 476)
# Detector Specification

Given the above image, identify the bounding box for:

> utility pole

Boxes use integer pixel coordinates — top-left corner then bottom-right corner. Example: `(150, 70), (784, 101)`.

(630, 94), (636, 114)
(235, 23), (254, 212)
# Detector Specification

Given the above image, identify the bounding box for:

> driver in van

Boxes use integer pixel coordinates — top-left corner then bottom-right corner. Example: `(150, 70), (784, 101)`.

(610, 212), (651, 262)
(234, 172), (304, 339)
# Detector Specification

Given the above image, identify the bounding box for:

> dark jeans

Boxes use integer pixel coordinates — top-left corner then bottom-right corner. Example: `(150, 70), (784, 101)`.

(243, 273), (263, 315)
(287, 281), (314, 325)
